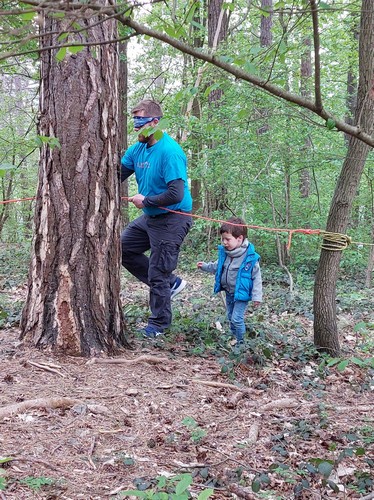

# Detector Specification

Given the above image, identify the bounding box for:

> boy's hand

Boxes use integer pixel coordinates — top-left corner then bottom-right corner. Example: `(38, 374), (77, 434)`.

(197, 262), (203, 268)
(252, 301), (261, 308)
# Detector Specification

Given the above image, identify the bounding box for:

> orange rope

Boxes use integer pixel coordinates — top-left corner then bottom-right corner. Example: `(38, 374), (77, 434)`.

(0, 196), (36, 205)
(2, 195), (371, 250)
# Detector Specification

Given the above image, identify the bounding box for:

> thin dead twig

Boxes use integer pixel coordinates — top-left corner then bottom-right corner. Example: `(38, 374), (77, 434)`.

(27, 360), (66, 377)
(87, 436), (96, 470)
(11, 456), (65, 472)
(87, 355), (170, 365)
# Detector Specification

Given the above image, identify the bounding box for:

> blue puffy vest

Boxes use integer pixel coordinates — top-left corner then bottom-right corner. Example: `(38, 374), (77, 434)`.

(213, 244), (260, 301)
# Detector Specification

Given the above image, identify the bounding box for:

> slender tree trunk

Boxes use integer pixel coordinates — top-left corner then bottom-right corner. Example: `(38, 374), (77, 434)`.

(299, 37), (312, 198)
(260, 0), (273, 47)
(313, 0), (374, 355)
(20, 4), (127, 355)
(205, 0), (229, 214)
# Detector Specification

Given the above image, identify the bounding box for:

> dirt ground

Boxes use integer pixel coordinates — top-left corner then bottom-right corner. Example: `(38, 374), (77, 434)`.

(0, 277), (373, 500)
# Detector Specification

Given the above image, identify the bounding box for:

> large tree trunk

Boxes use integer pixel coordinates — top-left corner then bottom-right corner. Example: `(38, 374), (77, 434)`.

(20, 5), (127, 356)
(313, 0), (374, 355)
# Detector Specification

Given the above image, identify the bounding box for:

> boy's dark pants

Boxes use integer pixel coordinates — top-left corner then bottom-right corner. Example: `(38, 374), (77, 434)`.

(121, 212), (193, 330)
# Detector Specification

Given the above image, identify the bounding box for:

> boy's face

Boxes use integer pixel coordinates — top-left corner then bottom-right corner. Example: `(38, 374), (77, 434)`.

(221, 232), (244, 251)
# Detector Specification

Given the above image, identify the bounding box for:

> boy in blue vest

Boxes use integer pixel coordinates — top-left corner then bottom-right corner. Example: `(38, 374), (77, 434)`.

(197, 217), (262, 345)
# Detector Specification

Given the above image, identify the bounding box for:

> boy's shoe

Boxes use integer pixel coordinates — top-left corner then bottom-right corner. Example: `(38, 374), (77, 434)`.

(170, 277), (187, 300)
(140, 325), (165, 338)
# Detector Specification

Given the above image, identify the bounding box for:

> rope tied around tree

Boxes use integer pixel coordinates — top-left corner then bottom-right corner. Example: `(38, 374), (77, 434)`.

(319, 231), (353, 251)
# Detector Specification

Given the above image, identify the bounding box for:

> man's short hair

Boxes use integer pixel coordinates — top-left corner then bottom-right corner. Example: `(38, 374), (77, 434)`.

(131, 99), (163, 117)
(220, 217), (248, 239)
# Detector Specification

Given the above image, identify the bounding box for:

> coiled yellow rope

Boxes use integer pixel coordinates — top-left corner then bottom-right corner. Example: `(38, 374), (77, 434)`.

(319, 231), (353, 251)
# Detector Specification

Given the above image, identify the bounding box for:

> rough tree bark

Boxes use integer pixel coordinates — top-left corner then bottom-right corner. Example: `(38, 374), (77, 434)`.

(313, 0), (374, 355)
(20, 3), (127, 355)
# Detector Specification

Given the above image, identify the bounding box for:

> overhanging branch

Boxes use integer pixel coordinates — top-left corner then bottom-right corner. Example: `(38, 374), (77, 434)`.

(120, 16), (374, 147)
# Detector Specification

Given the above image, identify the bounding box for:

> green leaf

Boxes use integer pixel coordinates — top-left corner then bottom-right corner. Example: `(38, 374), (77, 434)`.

(119, 490), (148, 497)
(279, 40), (288, 54)
(326, 357), (341, 367)
(319, 1), (332, 9)
(56, 47), (67, 62)
(327, 479), (339, 493)
(353, 321), (367, 332)
(197, 489), (214, 500)
(219, 55), (234, 64)
(57, 32), (69, 42)
(182, 416), (197, 428)
(252, 479), (261, 492)
(336, 359), (349, 371)
(20, 11), (36, 21)
(153, 130), (164, 141)
(355, 447), (366, 456)
(318, 462), (334, 478)
(244, 61), (258, 75)
(325, 118), (336, 130)
(69, 45), (84, 55)
(164, 26), (178, 38)
(0, 164), (16, 178)
(223, 2), (235, 11)
(175, 474), (192, 495)
(259, 8), (271, 17)
(237, 109), (249, 119)
(274, 1), (285, 7)
(0, 477), (6, 491)
(0, 457), (13, 464)
(350, 357), (365, 367)
(249, 46), (262, 57)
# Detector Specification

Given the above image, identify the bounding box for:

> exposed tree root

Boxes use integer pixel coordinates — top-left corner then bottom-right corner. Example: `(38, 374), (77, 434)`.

(0, 397), (81, 419)
(87, 355), (170, 365)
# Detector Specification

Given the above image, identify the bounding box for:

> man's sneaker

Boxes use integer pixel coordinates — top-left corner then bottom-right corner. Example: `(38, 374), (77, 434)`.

(140, 325), (165, 338)
(170, 277), (187, 300)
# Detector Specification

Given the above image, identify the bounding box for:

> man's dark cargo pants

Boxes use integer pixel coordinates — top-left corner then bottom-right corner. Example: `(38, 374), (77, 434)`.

(121, 211), (193, 330)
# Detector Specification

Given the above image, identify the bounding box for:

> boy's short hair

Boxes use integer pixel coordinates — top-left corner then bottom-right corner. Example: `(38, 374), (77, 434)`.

(220, 217), (248, 239)
(131, 99), (163, 117)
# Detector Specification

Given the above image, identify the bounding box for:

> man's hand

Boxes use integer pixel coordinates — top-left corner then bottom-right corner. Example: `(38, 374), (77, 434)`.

(129, 194), (145, 209)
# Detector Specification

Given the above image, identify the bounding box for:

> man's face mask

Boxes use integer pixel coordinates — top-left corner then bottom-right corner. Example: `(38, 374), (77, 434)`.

(133, 116), (160, 129)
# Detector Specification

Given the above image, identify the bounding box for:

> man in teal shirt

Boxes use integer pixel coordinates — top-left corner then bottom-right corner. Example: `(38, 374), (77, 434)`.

(121, 99), (193, 338)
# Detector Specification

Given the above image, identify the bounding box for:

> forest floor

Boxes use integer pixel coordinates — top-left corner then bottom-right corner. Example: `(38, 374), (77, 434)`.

(0, 269), (373, 500)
